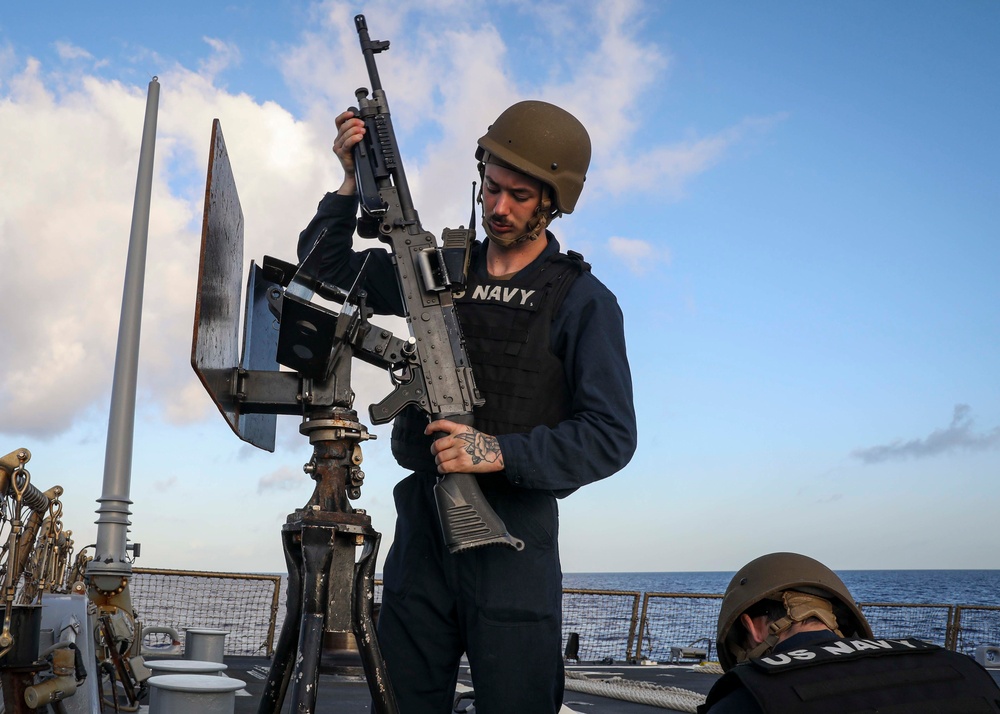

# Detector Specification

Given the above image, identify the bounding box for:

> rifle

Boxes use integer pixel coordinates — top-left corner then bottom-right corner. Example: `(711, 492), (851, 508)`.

(348, 14), (523, 553)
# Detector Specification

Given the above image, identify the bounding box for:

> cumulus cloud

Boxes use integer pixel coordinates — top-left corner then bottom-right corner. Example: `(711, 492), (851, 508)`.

(608, 236), (667, 275)
(851, 405), (1000, 464)
(0, 52), (340, 437)
(278, 1), (755, 221)
(0, 0), (764, 443)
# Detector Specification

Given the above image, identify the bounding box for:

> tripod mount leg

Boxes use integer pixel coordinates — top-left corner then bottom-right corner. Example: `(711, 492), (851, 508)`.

(257, 409), (397, 714)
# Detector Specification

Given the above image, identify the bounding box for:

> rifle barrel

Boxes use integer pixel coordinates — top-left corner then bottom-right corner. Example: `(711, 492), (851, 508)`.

(355, 15), (384, 92)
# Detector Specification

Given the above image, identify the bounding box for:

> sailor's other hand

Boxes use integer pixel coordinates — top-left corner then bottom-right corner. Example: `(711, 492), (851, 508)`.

(426, 420), (504, 474)
(333, 110), (365, 194)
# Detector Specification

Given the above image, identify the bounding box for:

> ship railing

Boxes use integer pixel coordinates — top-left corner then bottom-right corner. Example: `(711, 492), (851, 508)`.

(129, 567), (281, 657)
(571, 595), (991, 664)
(633, 592), (723, 664)
(561, 589), (642, 664)
(855, 601), (954, 650)
(951, 604), (1000, 654)
(123, 570), (1000, 663)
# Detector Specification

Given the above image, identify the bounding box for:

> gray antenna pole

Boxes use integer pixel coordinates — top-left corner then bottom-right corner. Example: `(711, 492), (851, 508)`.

(87, 77), (159, 592)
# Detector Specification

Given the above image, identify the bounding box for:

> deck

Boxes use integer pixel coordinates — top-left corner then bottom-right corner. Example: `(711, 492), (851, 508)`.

(137, 653), (1000, 713)
(221, 655), (721, 713)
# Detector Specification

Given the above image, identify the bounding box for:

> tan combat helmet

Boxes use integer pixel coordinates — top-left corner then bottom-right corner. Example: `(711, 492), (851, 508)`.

(476, 100), (591, 215)
(716, 552), (873, 672)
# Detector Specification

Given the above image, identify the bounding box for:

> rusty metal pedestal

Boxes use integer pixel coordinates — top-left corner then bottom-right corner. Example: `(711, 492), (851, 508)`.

(257, 408), (396, 714)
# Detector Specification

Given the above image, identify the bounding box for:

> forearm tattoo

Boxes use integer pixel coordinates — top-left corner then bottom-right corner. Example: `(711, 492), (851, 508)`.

(456, 431), (504, 468)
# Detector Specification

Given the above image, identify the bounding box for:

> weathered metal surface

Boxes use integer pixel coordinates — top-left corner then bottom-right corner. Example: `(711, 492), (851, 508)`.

(191, 120), (277, 451)
(237, 262), (279, 447)
(191, 119), (242, 433)
(261, 407), (397, 714)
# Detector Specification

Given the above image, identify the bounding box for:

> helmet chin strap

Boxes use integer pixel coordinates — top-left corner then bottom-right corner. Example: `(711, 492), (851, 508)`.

(735, 591), (844, 664)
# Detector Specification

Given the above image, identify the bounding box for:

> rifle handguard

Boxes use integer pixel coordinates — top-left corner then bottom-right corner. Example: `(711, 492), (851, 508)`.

(434, 473), (525, 553)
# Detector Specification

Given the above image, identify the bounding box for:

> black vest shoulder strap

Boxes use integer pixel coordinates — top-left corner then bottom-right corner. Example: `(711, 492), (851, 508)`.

(564, 249), (591, 272)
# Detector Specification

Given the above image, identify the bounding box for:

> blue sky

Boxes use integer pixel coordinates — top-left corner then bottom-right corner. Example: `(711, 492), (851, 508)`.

(1, 1), (998, 575)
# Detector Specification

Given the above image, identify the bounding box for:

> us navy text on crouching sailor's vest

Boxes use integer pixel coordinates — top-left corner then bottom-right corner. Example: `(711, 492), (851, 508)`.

(753, 638), (938, 672)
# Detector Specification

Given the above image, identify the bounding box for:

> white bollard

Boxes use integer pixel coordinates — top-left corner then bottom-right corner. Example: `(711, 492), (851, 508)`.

(185, 628), (229, 663)
(147, 659), (228, 676)
(148, 674), (244, 714)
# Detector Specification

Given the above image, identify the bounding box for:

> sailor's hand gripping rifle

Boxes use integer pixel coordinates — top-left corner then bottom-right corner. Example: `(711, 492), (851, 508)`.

(340, 15), (522, 553)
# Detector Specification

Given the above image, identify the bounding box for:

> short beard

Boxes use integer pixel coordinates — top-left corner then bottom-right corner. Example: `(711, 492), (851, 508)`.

(481, 214), (537, 248)
(481, 192), (557, 248)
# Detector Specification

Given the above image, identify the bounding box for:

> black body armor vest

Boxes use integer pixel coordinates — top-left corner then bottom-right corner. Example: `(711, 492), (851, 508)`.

(389, 248), (588, 473)
(701, 637), (1000, 714)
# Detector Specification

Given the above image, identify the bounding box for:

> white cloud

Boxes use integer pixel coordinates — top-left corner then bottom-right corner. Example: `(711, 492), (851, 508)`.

(0, 55), (339, 437)
(276, 1), (764, 215)
(608, 236), (666, 276)
(599, 114), (788, 200)
(0, 0), (762, 443)
(54, 42), (94, 62)
(198, 37), (242, 81)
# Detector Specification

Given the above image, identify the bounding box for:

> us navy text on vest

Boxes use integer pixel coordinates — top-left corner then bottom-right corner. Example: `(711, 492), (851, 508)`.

(456, 284), (539, 309)
(754, 638), (938, 672)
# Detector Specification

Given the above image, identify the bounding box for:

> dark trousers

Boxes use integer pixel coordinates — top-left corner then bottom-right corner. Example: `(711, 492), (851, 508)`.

(377, 471), (564, 714)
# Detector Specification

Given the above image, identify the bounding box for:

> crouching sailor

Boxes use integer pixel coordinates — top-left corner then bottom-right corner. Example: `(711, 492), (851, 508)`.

(699, 552), (1000, 713)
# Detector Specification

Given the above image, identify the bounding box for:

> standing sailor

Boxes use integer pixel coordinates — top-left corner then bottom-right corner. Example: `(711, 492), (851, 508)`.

(298, 100), (637, 713)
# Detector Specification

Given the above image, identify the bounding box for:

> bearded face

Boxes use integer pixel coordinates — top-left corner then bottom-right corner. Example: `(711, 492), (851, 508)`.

(480, 163), (554, 248)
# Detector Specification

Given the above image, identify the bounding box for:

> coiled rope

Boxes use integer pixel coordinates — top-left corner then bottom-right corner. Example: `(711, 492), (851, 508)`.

(698, 662), (724, 675)
(565, 671), (707, 713)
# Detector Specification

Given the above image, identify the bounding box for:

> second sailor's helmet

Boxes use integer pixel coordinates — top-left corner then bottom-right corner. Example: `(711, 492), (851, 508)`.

(716, 552), (873, 672)
(476, 100), (591, 215)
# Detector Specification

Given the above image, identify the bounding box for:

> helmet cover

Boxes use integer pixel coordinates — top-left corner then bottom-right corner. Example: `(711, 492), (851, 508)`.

(476, 100), (591, 214)
(716, 552), (873, 671)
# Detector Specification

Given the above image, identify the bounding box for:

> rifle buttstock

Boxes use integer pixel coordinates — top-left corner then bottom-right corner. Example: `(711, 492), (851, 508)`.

(434, 473), (525, 553)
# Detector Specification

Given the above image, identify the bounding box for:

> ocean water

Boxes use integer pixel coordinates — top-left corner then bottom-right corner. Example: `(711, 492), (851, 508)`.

(562, 570), (1000, 606)
(558, 570), (1000, 657)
